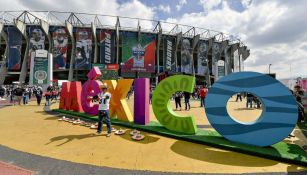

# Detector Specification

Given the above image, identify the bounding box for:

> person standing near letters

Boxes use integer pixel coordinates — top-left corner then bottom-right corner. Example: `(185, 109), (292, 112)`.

(97, 83), (112, 137)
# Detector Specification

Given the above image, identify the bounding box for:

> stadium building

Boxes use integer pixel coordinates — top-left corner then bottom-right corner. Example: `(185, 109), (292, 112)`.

(0, 11), (250, 86)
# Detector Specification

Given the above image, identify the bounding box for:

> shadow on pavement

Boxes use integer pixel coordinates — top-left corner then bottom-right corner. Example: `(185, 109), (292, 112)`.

(170, 140), (279, 167)
(46, 133), (101, 146)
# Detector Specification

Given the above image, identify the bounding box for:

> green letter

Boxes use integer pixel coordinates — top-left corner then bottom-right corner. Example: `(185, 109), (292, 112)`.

(152, 75), (197, 134)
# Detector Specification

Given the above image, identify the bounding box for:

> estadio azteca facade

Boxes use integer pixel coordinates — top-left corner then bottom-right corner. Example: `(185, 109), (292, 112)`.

(0, 11), (249, 84)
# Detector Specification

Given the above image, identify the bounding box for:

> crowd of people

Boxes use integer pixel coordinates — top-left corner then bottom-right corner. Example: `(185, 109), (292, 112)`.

(0, 84), (61, 106)
(235, 92), (262, 109)
(172, 86), (208, 111)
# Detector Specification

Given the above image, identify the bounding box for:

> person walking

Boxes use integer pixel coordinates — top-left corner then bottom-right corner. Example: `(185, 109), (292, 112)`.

(149, 88), (153, 104)
(97, 83), (112, 137)
(184, 91), (191, 111)
(22, 87), (29, 105)
(35, 87), (43, 106)
(200, 86), (208, 107)
(236, 93), (242, 102)
(174, 92), (182, 110)
(0, 86), (5, 99)
(44, 90), (51, 106)
(294, 85), (305, 123)
(14, 86), (23, 105)
(246, 93), (253, 108)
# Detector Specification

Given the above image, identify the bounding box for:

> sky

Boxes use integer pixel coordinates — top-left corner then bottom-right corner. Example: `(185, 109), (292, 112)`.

(1, 0), (307, 79)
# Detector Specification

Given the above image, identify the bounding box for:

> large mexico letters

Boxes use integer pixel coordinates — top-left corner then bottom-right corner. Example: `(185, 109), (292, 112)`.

(60, 68), (298, 147)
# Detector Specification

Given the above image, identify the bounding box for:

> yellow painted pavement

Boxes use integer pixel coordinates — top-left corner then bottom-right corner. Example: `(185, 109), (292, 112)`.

(0, 99), (306, 174)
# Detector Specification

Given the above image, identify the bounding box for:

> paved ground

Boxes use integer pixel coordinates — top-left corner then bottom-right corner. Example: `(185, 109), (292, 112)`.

(0, 96), (306, 174)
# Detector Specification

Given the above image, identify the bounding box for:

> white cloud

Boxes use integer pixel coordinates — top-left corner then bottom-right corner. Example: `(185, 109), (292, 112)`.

(165, 0), (307, 79)
(199, 0), (222, 11)
(241, 0), (252, 9)
(176, 0), (187, 11)
(157, 5), (171, 14)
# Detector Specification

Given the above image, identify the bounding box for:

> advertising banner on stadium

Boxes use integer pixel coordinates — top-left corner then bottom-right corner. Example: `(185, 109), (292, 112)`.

(121, 31), (156, 73)
(212, 42), (222, 76)
(233, 49), (240, 72)
(197, 40), (209, 75)
(6, 26), (22, 70)
(298, 79), (307, 91)
(163, 35), (176, 72)
(98, 29), (116, 64)
(26, 26), (46, 69)
(50, 26), (68, 70)
(75, 28), (92, 69)
(217, 60), (225, 79)
(92, 63), (119, 80)
(30, 50), (49, 85)
(181, 38), (193, 74)
(224, 45), (231, 75)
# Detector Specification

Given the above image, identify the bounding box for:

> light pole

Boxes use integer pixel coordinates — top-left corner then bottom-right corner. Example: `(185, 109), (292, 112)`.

(269, 64), (272, 74)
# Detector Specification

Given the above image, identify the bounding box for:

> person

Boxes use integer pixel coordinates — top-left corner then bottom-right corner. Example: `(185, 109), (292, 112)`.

(97, 83), (112, 137)
(294, 85), (305, 123)
(28, 87), (33, 99)
(236, 93), (242, 102)
(44, 90), (51, 106)
(35, 87), (43, 105)
(51, 89), (58, 102)
(246, 92), (253, 108)
(174, 92), (182, 110)
(200, 86), (208, 107)
(149, 88), (153, 104)
(253, 96), (261, 108)
(9, 88), (14, 104)
(0, 86), (5, 99)
(127, 87), (133, 100)
(184, 91), (191, 110)
(14, 86), (23, 105)
(22, 87), (29, 105)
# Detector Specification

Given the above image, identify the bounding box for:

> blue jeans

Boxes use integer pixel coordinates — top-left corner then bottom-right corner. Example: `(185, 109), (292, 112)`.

(23, 96), (28, 104)
(246, 97), (253, 108)
(98, 110), (112, 134)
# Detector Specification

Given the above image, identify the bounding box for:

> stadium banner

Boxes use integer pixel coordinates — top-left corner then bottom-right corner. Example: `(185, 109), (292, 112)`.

(233, 49), (240, 72)
(74, 28), (93, 69)
(26, 26), (46, 69)
(163, 35), (176, 73)
(224, 45), (231, 75)
(97, 29), (116, 64)
(212, 42), (222, 76)
(197, 40), (209, 76)
(92, 63), (119, 80)
(217, 60), (225, 79)
(121, 31), (156, 73)
(50, 26), (68, 70)
(5, 26), (22, 70)
(30, 50), (49, 85)
(298, 79), (307, 92)
(181, 38), (193, 74)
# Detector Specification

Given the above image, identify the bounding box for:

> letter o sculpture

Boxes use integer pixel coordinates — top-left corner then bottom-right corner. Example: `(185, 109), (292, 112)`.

(205, 71), (298, 147)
